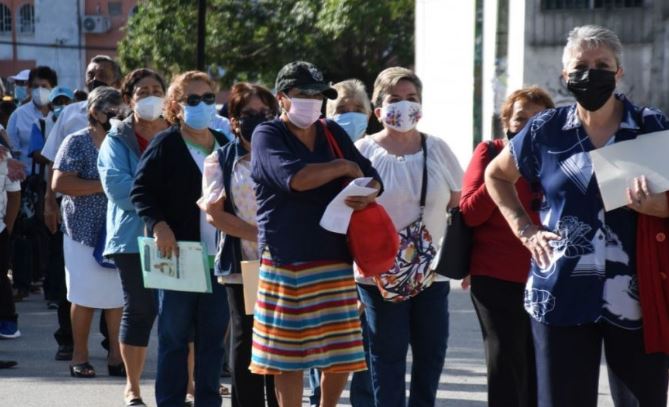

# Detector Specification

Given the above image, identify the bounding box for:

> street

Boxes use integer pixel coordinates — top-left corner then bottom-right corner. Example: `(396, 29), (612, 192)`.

(0, 283), (615, 406)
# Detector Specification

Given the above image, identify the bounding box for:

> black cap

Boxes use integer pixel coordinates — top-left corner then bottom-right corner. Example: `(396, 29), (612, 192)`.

(275, 61), (338, 100)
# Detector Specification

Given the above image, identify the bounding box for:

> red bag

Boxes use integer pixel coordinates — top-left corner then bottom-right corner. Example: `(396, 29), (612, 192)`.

(320, 120), (399, 277)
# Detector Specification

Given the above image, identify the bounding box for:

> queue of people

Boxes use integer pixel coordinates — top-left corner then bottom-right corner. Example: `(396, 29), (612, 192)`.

(0, 24), (668, 407)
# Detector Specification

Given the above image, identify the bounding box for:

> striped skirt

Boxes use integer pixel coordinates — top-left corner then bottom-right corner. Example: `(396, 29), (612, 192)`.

(249, 251), (367, 374)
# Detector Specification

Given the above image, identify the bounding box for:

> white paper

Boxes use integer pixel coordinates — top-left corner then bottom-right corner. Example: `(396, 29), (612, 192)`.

(590, 129), (669, 211)
(320, 177), (377, 234)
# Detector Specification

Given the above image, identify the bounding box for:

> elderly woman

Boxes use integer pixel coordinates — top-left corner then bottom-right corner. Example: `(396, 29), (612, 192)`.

(201, 82), (279, 407)
(355, 67), (463, 406)
(460, 86), (554, 407)
(97, 68), (168, 406)
(485, 25), (669, 407)
(249, 61), (382, 407)
(326, 79), (372, 142)
(51, 86), (124, 378)
(131, 71), (228, 407)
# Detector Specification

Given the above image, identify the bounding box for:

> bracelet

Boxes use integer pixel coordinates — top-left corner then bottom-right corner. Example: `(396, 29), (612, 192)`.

(517, 223), (534, 239)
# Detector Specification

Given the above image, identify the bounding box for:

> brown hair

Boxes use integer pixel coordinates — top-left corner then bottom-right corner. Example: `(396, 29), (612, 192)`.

(499, 86), (555, 130)
(120, 68), (166, 103)
(227, 82), (279, 122)
(163, 71), (217, 124)
(371, 67), (422, 108)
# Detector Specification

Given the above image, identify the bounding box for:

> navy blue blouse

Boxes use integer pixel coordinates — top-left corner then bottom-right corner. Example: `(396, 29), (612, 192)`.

(510, 94), (669, 328)
(251, 119), (382, 264)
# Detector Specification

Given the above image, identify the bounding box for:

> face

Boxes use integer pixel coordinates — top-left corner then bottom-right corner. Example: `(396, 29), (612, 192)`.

(563, 45), (623, 81)
(279, 88), (323, 111)
(507, 100), (546, 134)
(129, 76), (165, 107)
(30, 78), (53, 91)
(335, 96), (368, 116)
(52, 96), (72, 108)
(172, 80), (214, 121)
(231, 95), (272, 134)
(374, 79), (420, 119)
(86, 61), (117, 88)
(91, 103), (121, 127)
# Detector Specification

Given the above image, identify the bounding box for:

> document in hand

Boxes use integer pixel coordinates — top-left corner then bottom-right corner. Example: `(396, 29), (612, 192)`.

(137, 237), (212, 293)
(590, 129), (669, 211)
(320, 177), (378, 234)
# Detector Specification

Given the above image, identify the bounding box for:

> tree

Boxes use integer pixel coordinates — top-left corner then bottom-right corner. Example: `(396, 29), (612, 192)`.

(118, 0), (414, 91)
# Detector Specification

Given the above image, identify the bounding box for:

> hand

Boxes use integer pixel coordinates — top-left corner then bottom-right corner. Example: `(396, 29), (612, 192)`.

(520, 225), (561, 269)
(460, 275), (471, 290)
(44, 195), (61, 234)
(153, 221), (179, 259)
(205, 195), (225, 215)
(7, 159), (25, 182)
(626, 175), (668, 216)
(345, 193), (376, 211)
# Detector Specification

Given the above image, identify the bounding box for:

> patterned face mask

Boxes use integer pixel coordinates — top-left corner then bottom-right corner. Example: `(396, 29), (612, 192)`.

(380, 100), (422, 132)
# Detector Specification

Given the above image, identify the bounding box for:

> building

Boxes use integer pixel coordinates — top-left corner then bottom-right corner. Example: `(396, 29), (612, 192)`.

(0, 0), (137, 91)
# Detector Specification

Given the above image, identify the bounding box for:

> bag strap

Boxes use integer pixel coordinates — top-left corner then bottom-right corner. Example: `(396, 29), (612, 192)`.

(321, 118), (344, 159)
(418, 133), (427, 212)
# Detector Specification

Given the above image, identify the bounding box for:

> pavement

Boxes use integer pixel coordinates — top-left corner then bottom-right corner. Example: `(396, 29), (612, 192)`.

(0, 282), (616, 406)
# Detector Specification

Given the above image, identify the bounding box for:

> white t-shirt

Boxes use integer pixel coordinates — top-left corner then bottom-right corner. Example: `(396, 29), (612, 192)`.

(42, 101), (88, 162)
(354, 134), (464, 284)
(186, 140), (220, 257)
(0, 154), (22, 234)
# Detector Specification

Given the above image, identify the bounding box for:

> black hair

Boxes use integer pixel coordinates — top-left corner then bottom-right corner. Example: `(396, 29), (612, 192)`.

(28, 66), (58, 88)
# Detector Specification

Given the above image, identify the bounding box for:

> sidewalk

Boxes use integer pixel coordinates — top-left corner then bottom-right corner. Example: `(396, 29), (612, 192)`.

(0, 283), (614, 406)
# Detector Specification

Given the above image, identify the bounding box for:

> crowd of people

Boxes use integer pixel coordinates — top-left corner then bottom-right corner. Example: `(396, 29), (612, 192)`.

(0, 24), (668, 407)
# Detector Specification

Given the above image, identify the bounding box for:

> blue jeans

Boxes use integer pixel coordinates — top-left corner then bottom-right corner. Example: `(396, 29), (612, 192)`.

(155, 276), (229, 407)
(357, 282), (450, 407)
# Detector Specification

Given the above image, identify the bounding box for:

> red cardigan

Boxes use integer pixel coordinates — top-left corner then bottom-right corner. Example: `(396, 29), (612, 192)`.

(460, 140), (539, 284)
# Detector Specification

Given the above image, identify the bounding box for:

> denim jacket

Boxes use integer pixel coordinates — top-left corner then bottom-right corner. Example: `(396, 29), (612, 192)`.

(214, 137), (248, 277)
(97, 116), (144, 255)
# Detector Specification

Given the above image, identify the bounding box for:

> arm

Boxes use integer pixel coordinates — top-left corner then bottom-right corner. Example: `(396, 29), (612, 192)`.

(43, 163), (60, 234)
(290, 159), (362, 191)
(6, 112), (18, 152)
(460, 142), (499, 226)
(130, 140), (167, 235)
(52, 170), (103, 196)
(5, 190), (20, 234)
(205, 197), (258, 242)
(97, 136), (136, 211)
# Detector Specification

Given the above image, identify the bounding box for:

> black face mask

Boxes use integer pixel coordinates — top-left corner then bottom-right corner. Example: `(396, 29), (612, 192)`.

(87, 79), (108, 92)
(506, 129), (518, 139)
(238, 113), (269, 142)
(100, 111), (116, 132)
(566, 68), (616, 112)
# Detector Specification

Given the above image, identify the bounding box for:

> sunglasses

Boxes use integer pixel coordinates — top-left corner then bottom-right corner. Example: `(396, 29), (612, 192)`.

(184, 92), (216, 107)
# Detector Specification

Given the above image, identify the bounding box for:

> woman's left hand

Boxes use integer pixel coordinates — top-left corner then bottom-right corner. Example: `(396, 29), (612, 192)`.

(345, 194), (376, 211)
(626, 175), (669, 217)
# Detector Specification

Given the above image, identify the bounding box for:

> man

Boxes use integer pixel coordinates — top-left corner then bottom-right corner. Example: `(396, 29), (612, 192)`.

(0, 152), (21, 340)
(8, 69), (30, 106)
(40, 55), (122, 361)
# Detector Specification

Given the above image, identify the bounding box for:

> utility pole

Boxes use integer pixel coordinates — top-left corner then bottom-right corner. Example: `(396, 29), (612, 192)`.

(197, 0), (206, 70)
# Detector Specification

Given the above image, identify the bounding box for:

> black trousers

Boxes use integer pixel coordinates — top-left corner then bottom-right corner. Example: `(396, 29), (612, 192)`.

(0, 230), (17, 322)
(470, 275), (537, 407)
(225, 284), (278, 407)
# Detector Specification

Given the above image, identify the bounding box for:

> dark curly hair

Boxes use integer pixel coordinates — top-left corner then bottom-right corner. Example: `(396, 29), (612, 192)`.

(120, 68), (166, 103)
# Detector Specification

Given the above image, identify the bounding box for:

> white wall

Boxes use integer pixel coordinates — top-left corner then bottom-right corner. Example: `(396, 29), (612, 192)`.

(415, 0), (476, 169)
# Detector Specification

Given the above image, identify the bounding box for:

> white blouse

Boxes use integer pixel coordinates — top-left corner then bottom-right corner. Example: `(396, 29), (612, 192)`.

(354, 134), (464, 284)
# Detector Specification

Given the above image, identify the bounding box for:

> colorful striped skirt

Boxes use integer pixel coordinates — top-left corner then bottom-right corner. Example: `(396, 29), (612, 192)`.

(249, 251), (367, 374)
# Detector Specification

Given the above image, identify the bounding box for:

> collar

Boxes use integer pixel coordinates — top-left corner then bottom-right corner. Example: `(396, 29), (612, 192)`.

(561, 93), (640, 131)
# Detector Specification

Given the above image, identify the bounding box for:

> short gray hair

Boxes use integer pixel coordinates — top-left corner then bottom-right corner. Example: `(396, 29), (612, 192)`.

(562, 25), (623, 69)
(87, 86), (122, 120)
(371, 67), (422, 108)
(89, 54), (123, 83)
(326, 79), (372, 117)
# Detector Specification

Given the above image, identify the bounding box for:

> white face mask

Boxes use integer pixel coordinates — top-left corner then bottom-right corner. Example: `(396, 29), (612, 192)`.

(32, 87), (51, 107)
(380, 100), (422, 133)
(134, 95), (165, 121)
(285, 97), (322, 128)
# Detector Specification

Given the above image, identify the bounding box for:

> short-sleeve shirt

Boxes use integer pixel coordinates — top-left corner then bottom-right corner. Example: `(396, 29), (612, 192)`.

(7, 101), (45, 174)
(251, 118), (382, 264)
(229, 157), (258, 260)
(42, 101), (88, 162)
(0, 154), (22, 234)
(53, 129), (107, 248)
(509, 94), (669, 329)
(354, 134), (464, 284)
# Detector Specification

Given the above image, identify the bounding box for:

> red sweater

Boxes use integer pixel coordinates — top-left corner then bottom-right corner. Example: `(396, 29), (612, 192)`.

(459, 139), (540, 284)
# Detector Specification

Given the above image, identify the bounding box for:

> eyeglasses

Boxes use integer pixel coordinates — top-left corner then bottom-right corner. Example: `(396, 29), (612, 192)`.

(239, 109), (275, 120)
(184, 92), (216, 107)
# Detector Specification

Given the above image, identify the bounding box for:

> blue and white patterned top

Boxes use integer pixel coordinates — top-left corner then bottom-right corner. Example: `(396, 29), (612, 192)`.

(53, 128), (107, 248)
(510, 94), (669, 329)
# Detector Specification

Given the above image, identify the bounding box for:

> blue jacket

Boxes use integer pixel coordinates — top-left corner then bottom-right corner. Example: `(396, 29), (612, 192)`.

(214, 137), (247, 277)
(97, 116), (143, 255)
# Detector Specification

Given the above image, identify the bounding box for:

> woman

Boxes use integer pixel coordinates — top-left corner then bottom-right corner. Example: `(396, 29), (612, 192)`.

(97, 68), (168, 406)
(460, 86), (554, 407)
(51, 86), (124, 378)
(355, 67), (463, 407)
(200, 82), (279, 407)
(131, 71), (228, 407)
(250, 61), (382, 407)
(485, 25), (669, 407)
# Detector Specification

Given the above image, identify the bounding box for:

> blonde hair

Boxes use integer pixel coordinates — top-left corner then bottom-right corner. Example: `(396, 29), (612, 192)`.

(163, 70), (217, 124)
(562, 25), (623, 69)
(371, 67), (422, 108)
(326, 79), (372, 117)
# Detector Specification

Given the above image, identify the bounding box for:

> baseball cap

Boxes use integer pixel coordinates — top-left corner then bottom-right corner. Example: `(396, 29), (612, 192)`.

(9, 69), (30, 82)
(275, 61), (337, 100)
(49, 86), (74, 103)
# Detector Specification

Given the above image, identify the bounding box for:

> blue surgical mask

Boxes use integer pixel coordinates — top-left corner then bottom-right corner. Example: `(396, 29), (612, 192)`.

(182, 102), (216, 130)
(14, 85), (27, 102)
(53, 106), (64, 119)
(333, 112), (368, 141)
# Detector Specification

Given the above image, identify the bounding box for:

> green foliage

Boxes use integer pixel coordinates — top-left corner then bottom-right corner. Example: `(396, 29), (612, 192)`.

(118, 0), (415, 91)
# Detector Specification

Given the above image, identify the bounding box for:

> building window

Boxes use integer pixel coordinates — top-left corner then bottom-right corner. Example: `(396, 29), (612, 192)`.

(0, 4), (11, 34)
(18, 4), (34, 35)
(129, 5), (139, 18)
(542, 0), (642, 9)
(108, 1), (122, 16)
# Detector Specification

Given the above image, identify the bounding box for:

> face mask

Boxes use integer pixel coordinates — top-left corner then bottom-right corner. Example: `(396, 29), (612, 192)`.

(333, 112), (368, 141)
(566, 68), (617, 112)
(182, 102), (216, 130)
(87, 79), (108, 92)
(32, 87), (51, 107)
(238, 112), (270, 142)
(380, 100), (422, 132)
(13, 85), (27, 102)
(285, 97), (322, 129)
(506, 129), (518, 139)
(53, 106), (64, 119)
(100, 111), (117, 132)
(134, 96), (164, 121)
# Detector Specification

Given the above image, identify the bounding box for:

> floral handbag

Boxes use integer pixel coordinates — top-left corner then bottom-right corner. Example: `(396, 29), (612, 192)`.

(374, 134), (437, 302)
